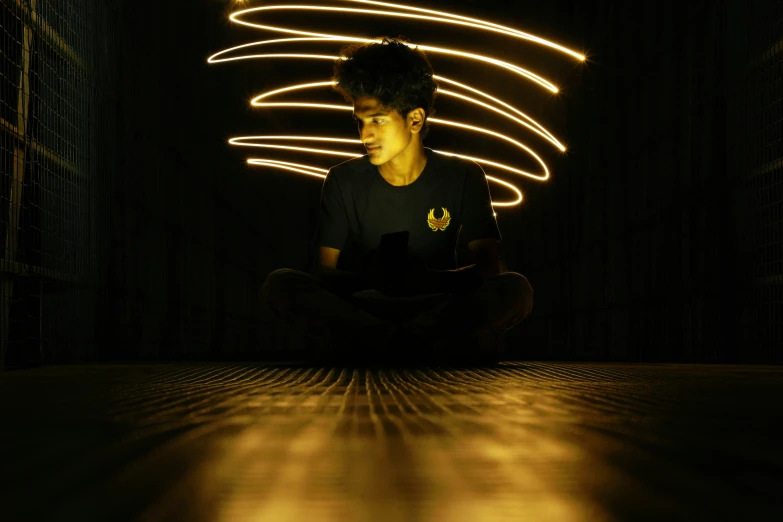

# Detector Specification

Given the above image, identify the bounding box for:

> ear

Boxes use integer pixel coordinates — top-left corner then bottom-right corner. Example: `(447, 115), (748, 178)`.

(407, 107), (426, 134)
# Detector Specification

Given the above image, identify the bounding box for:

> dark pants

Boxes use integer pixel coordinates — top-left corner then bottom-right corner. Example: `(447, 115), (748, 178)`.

(261, 269), (534, 361)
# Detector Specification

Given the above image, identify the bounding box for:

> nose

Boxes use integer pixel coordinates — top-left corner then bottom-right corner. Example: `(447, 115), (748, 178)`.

(360, 125), (374, 144)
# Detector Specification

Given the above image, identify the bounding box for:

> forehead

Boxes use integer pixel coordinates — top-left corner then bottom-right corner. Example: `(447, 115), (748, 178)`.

(352, 96), (392, 118)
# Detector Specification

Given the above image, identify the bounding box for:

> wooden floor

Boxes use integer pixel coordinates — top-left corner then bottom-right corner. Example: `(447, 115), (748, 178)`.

(1, 361), (781, 521)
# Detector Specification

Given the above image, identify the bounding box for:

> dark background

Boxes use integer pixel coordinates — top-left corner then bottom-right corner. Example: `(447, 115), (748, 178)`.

(1, 0), (781, 367)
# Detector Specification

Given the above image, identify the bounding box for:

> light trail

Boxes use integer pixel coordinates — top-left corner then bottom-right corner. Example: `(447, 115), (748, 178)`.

(208, 0), (585, 206)
(250, 80), (565, 153)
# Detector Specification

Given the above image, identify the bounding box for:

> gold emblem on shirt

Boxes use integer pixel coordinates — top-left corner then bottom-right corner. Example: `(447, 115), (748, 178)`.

(427, 207), (451, 231)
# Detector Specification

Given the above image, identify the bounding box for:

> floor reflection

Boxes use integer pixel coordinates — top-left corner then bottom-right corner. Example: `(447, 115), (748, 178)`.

(1, 362), (781, 521)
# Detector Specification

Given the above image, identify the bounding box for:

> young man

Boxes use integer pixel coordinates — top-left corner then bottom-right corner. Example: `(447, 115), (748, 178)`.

(261, 38), (534, 363)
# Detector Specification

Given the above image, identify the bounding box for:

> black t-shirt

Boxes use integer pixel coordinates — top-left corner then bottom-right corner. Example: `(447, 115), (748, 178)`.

(316, 147), (502, 272)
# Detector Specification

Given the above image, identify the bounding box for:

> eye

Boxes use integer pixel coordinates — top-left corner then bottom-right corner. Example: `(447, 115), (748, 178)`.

(372, 119), (384, 124)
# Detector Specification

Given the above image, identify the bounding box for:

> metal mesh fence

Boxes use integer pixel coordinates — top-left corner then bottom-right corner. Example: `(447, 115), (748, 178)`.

(1, 0), (114, 368)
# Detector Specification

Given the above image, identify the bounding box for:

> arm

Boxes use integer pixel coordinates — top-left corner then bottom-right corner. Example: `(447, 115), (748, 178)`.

(424, 239), (503, 293)
(313, 171), (374, 293)
(466, 238), (502, 277)
(429, 160), (504, 292)
(313, 246), (372, 294)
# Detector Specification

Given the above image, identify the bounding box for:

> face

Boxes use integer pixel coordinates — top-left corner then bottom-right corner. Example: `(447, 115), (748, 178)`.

(352, 96), (424, 166)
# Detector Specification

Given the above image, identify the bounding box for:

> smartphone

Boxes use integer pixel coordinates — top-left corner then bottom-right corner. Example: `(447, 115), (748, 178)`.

(378, 231), (409, 272)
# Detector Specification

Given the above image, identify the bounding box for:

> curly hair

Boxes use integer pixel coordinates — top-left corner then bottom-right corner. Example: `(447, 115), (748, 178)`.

(332, 37), (439, 139)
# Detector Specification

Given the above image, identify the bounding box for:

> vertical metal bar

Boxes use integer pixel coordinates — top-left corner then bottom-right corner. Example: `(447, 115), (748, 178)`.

(38, 277), (42, 359)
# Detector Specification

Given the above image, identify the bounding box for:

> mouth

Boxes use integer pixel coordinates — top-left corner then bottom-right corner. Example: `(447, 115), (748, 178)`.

(366, 146), (380, 153)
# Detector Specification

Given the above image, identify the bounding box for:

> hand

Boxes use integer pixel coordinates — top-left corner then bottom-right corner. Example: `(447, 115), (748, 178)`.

(368, 269), (403, 297)
(370, 250), (430, 297)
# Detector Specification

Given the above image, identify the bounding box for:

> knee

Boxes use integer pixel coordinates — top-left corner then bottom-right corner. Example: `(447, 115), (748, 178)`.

(262, 268), (295, 292)
(261, 268), (305, 310)
(497, 272), (534, 318)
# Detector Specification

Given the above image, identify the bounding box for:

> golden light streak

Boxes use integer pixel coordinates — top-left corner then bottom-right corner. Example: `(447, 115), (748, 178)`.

(230, 133), (547, 181)
(429, 119), (549, 181)
(231, 3), (583, 57)
(228, 138), (361, 158)
(230, 136), (525, 205)
(244, 84), (551, 181)
(227, 4), (584, 89)
(247, 159), (329, 178)
(346, 0), (586, 61)
(250, 80), (565, 152)
(209, 35), (558, 92)
(208, 1), (585, 207)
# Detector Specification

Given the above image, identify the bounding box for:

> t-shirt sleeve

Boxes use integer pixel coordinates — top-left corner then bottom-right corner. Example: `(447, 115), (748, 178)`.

(460, 162), (502, 243)
(316, 170), (350, 250)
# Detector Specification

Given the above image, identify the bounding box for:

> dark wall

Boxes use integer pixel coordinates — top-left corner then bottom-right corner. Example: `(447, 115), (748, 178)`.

(508, 0), (781, 363)
(103, 0), (782, 363)
(108, 2), (320, 360)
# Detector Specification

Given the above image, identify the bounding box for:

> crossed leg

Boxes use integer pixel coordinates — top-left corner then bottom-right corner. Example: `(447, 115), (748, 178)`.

(261, 268), (534, 361)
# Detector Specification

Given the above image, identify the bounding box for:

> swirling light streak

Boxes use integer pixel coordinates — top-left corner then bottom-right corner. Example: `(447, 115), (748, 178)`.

(209, 35), (558, 93)
(345, 0), (586, 61)
(227, 4), (585, 89)
(240, 97), (552, 181)
(230, 136), (525, 206)
(247, 159), (329, 178)
(209, 1), (585, 206)
(250, 79), (566, 152)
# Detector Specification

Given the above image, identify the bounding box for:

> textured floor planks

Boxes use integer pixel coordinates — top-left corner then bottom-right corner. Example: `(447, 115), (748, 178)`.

(1, 361), (781, 521)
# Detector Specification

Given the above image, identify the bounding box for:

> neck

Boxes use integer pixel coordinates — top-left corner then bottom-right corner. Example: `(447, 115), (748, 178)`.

(378, 140), (427, 186)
